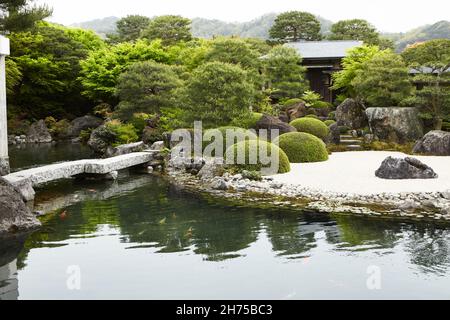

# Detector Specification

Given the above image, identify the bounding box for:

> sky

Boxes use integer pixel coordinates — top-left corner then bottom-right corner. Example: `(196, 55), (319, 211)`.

(36, 0), (450, 33)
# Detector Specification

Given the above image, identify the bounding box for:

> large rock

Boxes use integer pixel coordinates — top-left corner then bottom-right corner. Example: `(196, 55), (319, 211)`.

(0, 178), (41, 234)
(285, 101), (307, 121)
(328, 123), (340, 144)
(335, 99), (368, 129)
(197, 158), (225, 180)
(375, 157), (438, 180)
(88, 125), (116, 155)
(105, 141), (146, 157)
(67, 115), (103, 138)
(255, 114), (296, 140)
(26, 120), (52, 143)
(366, 107), (424, 143)
(413, 130), (450, 156)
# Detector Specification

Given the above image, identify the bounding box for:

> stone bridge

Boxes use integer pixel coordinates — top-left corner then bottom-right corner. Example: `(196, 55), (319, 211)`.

(3, 150), (161, 201)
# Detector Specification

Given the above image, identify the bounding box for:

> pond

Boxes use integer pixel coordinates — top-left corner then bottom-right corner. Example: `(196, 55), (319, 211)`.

(8, 142), (94, 172)
(1, 173), (450, 300)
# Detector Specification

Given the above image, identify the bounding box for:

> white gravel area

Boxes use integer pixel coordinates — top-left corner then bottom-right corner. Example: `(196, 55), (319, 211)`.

(271, 151), (450, 196)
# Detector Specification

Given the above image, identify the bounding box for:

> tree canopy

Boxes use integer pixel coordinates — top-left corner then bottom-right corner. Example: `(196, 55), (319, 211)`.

(141, 15), (192, 46)
(269, 11), (322, 42)
(0, 0), (52, 33)
(115, 61), (183, 120)
(184, 62), (255, 127)
(113, 15), (151, 43)
(352, 51), (414, 108)
(263, 46), (308, 101)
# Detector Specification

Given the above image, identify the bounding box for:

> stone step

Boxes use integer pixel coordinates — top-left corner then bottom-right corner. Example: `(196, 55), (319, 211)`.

(340, 139), (363, 145)
(345, 145), (364, 150)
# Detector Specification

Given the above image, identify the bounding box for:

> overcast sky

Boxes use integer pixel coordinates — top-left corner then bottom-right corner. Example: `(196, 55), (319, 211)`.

(37, 0), (449, 33)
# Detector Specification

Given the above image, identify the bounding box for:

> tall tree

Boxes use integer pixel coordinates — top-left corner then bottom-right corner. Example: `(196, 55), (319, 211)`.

(352, 51), (414, 108)
(263, 46), (308, 101)
(269, 11), (322, 42)
(141, 15), (192, 46)
(0, 0), (52, 33)
(184, 62), (255, 128)
(332, 45), (386, 98)
(402, 39), (450, 129)
(113, 15), (151, 42)
(328, 19), (394, 49)
(115, 61), (183, 120)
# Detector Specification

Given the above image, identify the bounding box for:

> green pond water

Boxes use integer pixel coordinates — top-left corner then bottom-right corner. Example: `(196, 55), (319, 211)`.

(1, 144), (450, 300)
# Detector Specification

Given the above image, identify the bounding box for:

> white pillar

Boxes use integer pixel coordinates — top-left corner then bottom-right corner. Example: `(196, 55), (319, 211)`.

(0, 35), (10, 176)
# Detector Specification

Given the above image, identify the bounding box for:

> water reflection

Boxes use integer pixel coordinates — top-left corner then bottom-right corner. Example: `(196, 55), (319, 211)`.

(1, 174), (450, 299)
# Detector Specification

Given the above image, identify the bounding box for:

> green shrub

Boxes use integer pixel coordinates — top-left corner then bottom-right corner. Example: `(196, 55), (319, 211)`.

(311, 101), (332, 109)
(45, 116), (70, 139)
(290, 118), (330, 140)
(324, 120), (336, 126)
(241, 170), (263, 181)
(105, 120), (139, 147)
(203, 126), (258, 156)
(129, 113), (151, 134)
(231, 112), (263, 129)
(79, 129), (93, 143)
(328, 111), (336, 120)
(281, 98), (304, 110)
(339, 126), (350, 134)
(225, 139), (290, 174)
(442, 122), (450, 132)
(273, 132), (329, 163)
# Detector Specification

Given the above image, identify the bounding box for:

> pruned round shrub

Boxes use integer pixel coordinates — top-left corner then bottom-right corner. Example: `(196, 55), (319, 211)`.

(273, 132), (329, 163)
(289, 118), (330, 140)
(225, 139), (290, 174)
(203, 126), (258, 157)
(281, 98), (305, 110)
(324, 120), (336, 126)
(305, 114), (319, 119)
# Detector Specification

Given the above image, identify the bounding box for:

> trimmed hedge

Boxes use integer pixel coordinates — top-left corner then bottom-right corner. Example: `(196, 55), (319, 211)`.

(324, 120), (336, 126)
(225, 139), (290, 174)
(203, 126), (258, 156)
(273, 132), (329, 163)
(289, 118), (330, 140)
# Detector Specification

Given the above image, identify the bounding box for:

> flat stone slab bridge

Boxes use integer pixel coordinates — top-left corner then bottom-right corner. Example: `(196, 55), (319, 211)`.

(3, 150), (160, 201)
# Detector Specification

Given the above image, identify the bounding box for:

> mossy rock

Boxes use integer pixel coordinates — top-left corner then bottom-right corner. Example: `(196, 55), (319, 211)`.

(273, 132), (329, 163)
(236, 112), (263, 129)
(203, 126), (258, 156)
(305, 114), (320, 119)
(225, 139), (290, 174)
(289, 118), (330, 140)
(324, 120), (336, 127)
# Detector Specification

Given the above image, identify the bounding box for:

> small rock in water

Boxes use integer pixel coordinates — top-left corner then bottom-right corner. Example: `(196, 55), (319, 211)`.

(211, 179), (228, 190)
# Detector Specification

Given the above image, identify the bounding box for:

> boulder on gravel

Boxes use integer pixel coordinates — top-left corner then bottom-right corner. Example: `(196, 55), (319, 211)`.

(413, 130), (450, 156)
(0, 177), (41, 234)
(375, 157), (438, 180)
(255, 114), (296, 140)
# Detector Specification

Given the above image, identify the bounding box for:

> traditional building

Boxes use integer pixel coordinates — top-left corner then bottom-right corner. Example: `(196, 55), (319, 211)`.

(285, 40), (363, 103)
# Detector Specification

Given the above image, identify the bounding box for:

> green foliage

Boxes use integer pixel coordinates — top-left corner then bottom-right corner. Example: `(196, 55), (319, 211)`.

(8, 22), (102, 119)
(301, 90), (323, 107)
(141, 15), (192, 46)
(282, 98), (304, 107)
(203, 126), (258, 156)
(114, 15), (151, 42)
(183, 61), (255, 128)
(205, 37), (261, 70)
(263, 46), (308, 101)
(230, 112), (263, 129)
(79, 129), (93, 143)
(241, 170), (263, 181)
(225, 139), (291, 174)
(170, 39), (211, 70)
(305, 114), (319, 119)
(105, 120), (139, 146)
(273, 132), (329, 163)
(44, 116), (70, 139)
(332, 45), (386, 98)
(327, 19), (393, 49)
(352, 51), (414, 108)
(324, 120), (336, 126)
(402, 39), (450, 128)
(115, 61), (183, 120)
(290, 118), (330, 140)
(5, 58), (22, 95)
(0, 0), (52, 33)
(269, 11), (322, 42)
(79, 39), (172, 103)
(129, 113), (151, 134)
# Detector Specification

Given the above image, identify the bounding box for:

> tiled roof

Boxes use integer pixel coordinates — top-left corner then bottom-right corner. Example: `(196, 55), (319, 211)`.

(285, 40), (364, 59)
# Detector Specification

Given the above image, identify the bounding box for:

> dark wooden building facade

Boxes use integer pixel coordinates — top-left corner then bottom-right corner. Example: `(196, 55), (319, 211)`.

(285, 41), (363, 103)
